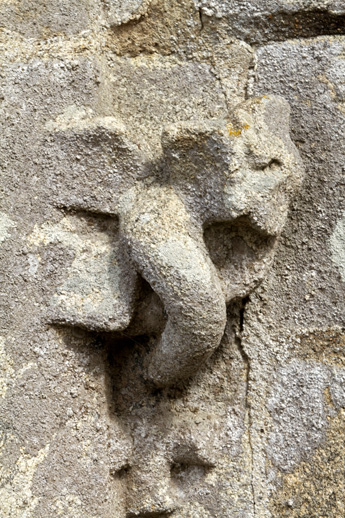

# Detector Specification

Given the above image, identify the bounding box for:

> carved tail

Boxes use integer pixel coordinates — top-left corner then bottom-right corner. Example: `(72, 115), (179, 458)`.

(119, 185), (227, 387)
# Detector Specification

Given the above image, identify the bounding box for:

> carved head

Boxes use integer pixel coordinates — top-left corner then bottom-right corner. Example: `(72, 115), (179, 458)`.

(162, 95), (303, 235)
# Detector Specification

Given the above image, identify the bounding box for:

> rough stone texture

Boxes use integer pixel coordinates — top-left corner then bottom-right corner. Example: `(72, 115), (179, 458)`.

(44, 94), (302, 388)
(104, 0), (153, 27)
(241, 35), (345, 517)
(0, 0), (103, 38)
(195, 0), (345, 43)
(0, 1), (345, 518)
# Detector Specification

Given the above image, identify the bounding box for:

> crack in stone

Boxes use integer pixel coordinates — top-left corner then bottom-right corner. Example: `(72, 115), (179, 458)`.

(237, 296), (257, 517)
(198, 7), (204, 32)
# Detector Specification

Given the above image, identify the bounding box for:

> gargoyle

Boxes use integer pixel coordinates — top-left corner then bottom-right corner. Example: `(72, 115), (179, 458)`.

(46, 95), (303, 387)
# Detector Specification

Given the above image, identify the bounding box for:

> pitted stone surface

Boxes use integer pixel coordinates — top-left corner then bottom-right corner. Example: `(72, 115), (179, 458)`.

(0, 1), (344, 517)
(103, 0), (152, 26)
(45, 94), (302, 387)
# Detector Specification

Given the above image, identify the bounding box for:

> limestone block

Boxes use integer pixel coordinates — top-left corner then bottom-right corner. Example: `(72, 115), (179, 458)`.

(32, 214), (139, 332)
(0, 0), (102, 38)
(237, 36), (345, 517)
(1, 0), (343, 515)
(107, 55), (229, 156)
(195, 0), (345, 18)
(253, 36), (345, 330)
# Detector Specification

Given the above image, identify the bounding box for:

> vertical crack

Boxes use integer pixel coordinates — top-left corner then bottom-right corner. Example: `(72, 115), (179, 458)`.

(236, 296), (256, 517)
(198, 7), (204, 31)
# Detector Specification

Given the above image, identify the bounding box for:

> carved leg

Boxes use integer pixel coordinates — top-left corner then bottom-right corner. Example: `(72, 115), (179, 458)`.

(119, 186), (227, 387)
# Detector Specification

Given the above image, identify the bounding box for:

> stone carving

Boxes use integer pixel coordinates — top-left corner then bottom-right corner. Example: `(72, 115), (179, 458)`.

(48, 94), (303, 387)
(107, 320), (249, 517)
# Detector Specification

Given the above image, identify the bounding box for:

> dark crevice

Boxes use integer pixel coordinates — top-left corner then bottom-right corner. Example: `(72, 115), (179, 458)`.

(237, 297), (251, 433)
(110, 463), (131, 480)
(239, 296), (249, 335)
(237, 297), (251, 425)
(198, 7), (204, 31)
(206, 10), (345, 45)
(236, 296), (257, 516)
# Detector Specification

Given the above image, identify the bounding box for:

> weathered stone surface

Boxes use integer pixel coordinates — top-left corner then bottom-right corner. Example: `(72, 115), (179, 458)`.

(0, 1), (344, 517)
(195, 0), (345, 43)
(196, 0), (345, 18)
(45, 94), (302, 387)
(253, 36), (345, 329)
(239, 36), (345, 517)
(107, 317), (253, 517)
(0, 0), (102, 38)
(104, 0), (152, 26)
(40, 214), (139, 332)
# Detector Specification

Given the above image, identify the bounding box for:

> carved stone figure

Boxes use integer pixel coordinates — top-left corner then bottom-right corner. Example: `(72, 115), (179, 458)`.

(3, 0), (345, 513)
(47, 94), (303, 387)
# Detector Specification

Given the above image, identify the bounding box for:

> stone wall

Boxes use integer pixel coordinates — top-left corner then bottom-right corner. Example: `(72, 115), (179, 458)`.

(0, 1), (344, 517)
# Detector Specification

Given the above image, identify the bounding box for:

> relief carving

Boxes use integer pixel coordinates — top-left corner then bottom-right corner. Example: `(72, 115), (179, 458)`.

(2, 0), (344, 514)
(47, 94), (303, 387)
